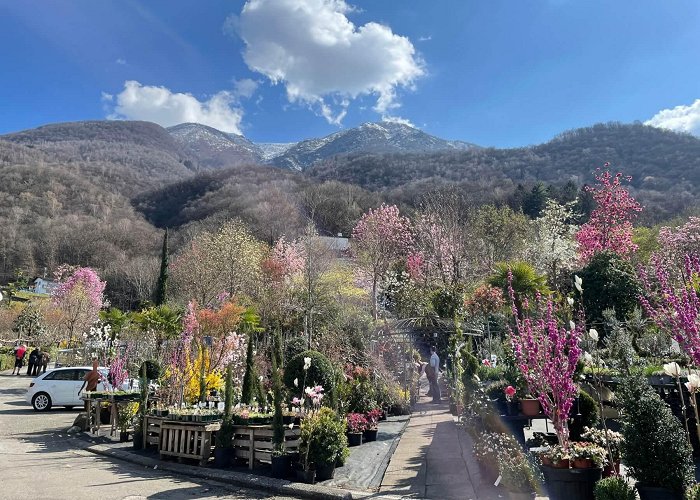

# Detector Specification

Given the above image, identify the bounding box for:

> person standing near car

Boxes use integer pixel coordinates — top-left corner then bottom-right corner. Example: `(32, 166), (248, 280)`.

(11, 343), (26, 375)
(80, 358), (101, 412)
(27, 347), (39, 376)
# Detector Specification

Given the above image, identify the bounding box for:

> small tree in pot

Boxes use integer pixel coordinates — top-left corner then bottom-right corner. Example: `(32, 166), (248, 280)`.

(300, 407), (348, 481)
(618, 374), (693, 500)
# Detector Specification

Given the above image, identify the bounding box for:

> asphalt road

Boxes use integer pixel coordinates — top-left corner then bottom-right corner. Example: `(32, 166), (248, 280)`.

(0, 370), (296, 500)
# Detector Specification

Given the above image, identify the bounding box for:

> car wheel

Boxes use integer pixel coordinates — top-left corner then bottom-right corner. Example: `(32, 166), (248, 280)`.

(32, 392), (52, 412)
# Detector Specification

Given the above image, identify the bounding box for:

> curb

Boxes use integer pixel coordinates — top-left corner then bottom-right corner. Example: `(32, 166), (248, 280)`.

(75, 438), (370, 500)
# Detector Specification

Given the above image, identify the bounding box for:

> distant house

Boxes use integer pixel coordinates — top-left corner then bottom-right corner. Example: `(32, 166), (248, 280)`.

(316, 235), (350, 254)
(33, 278), (58, 296)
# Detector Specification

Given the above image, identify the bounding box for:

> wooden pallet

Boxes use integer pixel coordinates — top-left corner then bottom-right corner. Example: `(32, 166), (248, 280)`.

(231, 425), (300, 470)
(143, 415), (164, 448)
(159, 420), (221, 466)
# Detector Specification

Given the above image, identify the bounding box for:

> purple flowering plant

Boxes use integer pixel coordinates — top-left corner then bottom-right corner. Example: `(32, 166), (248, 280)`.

(508, 270), (584, 447)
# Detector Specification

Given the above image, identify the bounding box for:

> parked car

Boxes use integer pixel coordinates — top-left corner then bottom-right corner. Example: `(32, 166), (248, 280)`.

(25, 366), (137, 411)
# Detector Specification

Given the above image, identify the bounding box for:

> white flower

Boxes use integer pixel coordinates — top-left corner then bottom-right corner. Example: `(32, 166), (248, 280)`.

(664, 362), (682, 378)
(569, 320), (576, 331)
(303, 357), (312, 370)
(686, 373), (700, 393)
(567, 297), (574, 307)
(574, 275), (583, 293)
(588, 329), (599, 342)
(293, 378), (299, 388)
(583, 352), (593, 365)
(288, 423), (294, 430)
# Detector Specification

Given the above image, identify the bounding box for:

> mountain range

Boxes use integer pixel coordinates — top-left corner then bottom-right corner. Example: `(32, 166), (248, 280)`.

(2, 116), (700, 303)
(165, 120), (478, 172)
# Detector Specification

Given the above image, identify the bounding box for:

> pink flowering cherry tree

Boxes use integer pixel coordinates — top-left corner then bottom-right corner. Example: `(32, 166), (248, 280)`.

(575, 166), (642, 264)
(352, 204), (413, 320)
(508, 272), (584, 446)
(51, 266), (106, 348)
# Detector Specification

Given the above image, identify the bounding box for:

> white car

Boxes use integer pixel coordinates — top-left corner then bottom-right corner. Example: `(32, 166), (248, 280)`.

(25, 366), (136, 411)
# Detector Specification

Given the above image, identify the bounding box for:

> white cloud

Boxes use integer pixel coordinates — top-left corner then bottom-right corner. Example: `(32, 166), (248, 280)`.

(418, 35), (432, 42)
(115, 58), (127, 65)
(106, 80), (245, 134)
(381, 115), (416, 127)
(233, 0), (424, 124)
(645, 99), (700, 136)
(233, 78), (259, 99)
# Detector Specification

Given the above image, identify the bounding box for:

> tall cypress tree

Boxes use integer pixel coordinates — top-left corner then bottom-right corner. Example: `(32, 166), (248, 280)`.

(154, 229), (169, 306)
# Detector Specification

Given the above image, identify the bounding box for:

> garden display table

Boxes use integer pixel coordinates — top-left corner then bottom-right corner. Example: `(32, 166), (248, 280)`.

(498, 413), (549, 446)
(231, 424), (301, 470)
(159, 420), (221, 466)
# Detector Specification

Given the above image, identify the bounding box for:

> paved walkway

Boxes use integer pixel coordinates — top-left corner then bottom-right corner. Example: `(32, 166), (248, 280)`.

(379, 378), (530, 500)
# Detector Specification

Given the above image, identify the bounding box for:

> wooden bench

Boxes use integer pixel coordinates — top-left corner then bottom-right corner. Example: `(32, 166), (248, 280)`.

(159, 420), (221, 466)
(231, 425), (300, 470)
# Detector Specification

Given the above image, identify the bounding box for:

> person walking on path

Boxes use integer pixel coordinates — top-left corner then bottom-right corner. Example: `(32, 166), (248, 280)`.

(429, 346), (441, 403)
(11, 344), (26, 375)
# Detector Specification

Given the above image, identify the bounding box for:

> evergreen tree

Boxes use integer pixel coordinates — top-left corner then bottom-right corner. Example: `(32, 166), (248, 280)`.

(154, 229), (169, 306)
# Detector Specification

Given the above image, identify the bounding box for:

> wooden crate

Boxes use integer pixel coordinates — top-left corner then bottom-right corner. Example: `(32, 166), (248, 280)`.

(143, 415), (164, 448)
(159, 420), (221, 466)
(231, 425), (300, 470)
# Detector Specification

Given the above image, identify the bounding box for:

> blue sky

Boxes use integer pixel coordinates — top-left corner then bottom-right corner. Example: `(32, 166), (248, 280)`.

(1, 0), (699, 147)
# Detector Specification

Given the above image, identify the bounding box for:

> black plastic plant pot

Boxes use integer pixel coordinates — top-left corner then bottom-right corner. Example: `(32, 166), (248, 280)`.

(315, 462), (335, 481)
(347, 432), (362, 446)
(213, 447), (233, 468)
(119, 431), (129, 442)
(296, 469), (315, 484)
(132, 431), (143, 450)
(541, 464), (601, 500)
(363, 428), (378, 442)
(636, 484), (683, 500)
(271, 454), (291, 479)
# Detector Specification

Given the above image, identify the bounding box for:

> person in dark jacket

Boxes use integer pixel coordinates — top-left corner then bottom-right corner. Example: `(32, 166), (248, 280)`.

(27, 348), (39, 376)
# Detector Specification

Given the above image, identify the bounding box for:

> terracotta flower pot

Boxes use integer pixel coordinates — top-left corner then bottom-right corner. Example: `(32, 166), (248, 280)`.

(573, 458), (593, 469)
(520, 398), (541, 417)
(602, 460), (621, 478)
(540, 455), (552, 466)
(552, 458), (570, 469)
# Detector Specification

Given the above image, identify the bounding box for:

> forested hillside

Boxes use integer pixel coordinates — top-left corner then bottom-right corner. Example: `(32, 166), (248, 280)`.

(3, 119), (700, 307)
(310, 123), (700, 222)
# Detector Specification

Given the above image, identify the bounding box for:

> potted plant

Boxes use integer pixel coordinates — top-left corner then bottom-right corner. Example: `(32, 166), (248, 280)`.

(504, 385), (519, 416)
(498, 451), (541, 500)
(580, 427), (623, 477)
(569, 442), (606, 469)
(539, 445), (570, 469)
(117, 401), (139, 442)
(214, 417), (234, 468)
(364, 408), (382, 442)
(520, 395), (541, 417)
(594, 477), (636, 500)
(346, 413), (367, 446)
(618, 375), (693, 500)
(300, 407), (348, 481)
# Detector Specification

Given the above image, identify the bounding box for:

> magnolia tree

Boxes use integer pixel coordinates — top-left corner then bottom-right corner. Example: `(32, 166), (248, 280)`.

(52, 267), (106, 347)
(508, 273), (584, 446)
(528, 199), (578, 284)
(352, 204), (413, 320)
(575, 167), (642, 263)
